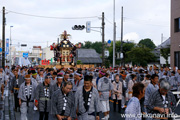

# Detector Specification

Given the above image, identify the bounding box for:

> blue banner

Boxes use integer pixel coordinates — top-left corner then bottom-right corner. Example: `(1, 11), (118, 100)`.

(6, 38), (9, 55)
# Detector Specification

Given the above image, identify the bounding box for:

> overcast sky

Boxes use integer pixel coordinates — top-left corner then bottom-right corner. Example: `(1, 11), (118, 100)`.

(0, 0), (170, 51)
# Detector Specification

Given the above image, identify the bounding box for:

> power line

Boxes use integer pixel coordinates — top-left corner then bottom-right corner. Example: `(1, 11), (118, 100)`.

(6, 9), (99, 19)
(105, 17), (113, 25)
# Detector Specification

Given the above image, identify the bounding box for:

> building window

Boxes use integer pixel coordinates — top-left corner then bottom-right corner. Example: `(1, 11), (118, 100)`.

(174, 52), (180, 69)
(175, 18), (180, 32)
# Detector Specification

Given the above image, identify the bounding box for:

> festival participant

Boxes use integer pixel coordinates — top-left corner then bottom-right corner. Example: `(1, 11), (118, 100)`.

(31, 70), (38, 84)
(11, 69), (25, 111)
(159, 67), (165, 79)
(75, 75), (101, 120)
(51, 81), (75, 120)
(96, 71), (104, 87)
(125, 82), (145, 120)
(68, 74), (74, 83)
(146, 80), (176, 120)
(0, 67), (7, 99)
(169, 71), (178, 92)
(72, 72), (84, 93)
(141, 74), (151, 87)
(63, 72), (69, 83)
(169, 71), (178, 101)
(148, 66), (154, 76)
(144, 74), (159, 107)
(50, 72), (57, 85)
(51, 74), (63, 92)
(128, 74), (137, 100)
(112, 74), (122, 113)
(35, 73), (52, 120)
(18, 74), (37, 120)
(19, 68), (25, 77)
(49, 68), (54, 77)
(36, 69), (45, 84)
(98, 72), (113, 120)
(177, 69), (180, 87)
(120, 74), (128, 109)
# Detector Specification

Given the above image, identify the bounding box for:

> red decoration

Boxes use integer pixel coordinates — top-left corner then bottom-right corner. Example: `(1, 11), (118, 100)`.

(41, 60), (50, 65)
(50, 45), (53, 50)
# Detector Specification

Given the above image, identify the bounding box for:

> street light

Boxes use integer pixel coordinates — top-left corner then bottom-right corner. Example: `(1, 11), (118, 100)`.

(10, 26), (13, 69)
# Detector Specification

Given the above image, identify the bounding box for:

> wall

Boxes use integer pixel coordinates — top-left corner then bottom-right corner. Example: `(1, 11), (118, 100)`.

(170, 0), (180, 68)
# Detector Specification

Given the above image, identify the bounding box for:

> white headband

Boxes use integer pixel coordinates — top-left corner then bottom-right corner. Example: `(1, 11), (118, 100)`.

(57, 77), (63, 79)
(75, 73), (81, 76)
(68, 68), (72, 71)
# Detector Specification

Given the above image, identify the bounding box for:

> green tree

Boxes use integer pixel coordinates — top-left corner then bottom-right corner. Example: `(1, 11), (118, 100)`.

(83, 41), (92, 49)
(126, 45), (156, 66)
(91, 41), (102, 54)
(81, 41), (102, 54)
(138, 38), (156, 49)
(77, 60), (82, 65)
(160, 48), (170, 66)
(107, 41), (135, 64)
(122, 42), (136, 63)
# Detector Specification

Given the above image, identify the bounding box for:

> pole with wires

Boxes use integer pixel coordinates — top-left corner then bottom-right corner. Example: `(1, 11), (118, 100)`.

(10, 26), (13, 69)
(113, 0), (116, 68)
(120, 6), (123, 66)
(2, 7), (5, 69)
(102, 12), (105, 66)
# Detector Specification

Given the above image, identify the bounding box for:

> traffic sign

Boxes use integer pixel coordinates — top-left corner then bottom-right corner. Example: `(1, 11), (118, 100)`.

(107, 40), (111, 47)
(107, 40), (111, 44)
(0, 48), (2, 52)
(105, 50), (109, 57)
(120, 53), (123, 59)
(86, 21), (91, 33)
(23, 53), (28, 58)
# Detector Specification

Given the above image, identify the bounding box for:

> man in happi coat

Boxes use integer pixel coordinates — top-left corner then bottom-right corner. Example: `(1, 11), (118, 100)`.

(72, 72), (84, 93)
(144, 74), (159, 112)
(98, 73), (113, 120)
(11, 69), (25, 111)
(75, 75), (102, 120)
(0, 67), (7, 99)
(31, 69), (38, 84)
(35, 73), (52, 120)
(147, 80), (176, 120)
(36, 69), (45, 84)
(18, 74), (37, 120)
(51, 74), (63, 92)
(51, 81), (75, 120)
(50, 72), (57, 85)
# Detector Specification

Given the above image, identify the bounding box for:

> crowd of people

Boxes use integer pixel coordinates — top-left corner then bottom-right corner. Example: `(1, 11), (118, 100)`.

(0, 65), (179, 120)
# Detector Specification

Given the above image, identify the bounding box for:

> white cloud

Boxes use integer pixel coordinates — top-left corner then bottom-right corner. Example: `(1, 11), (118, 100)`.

(123, 32), (140, 43)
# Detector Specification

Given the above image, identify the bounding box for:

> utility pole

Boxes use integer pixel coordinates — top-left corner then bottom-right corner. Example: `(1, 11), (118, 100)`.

(2, 7), (5, 69)
(113, 0), (116, 68)
(120, 6), (123, 67)
(161, 33), (163, 44)
(10, 26), (13, 69)
(102, 12), (105, 66)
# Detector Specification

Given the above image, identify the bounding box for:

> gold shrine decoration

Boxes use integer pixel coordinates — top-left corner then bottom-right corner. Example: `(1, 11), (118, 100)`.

(60, 31), (71, 40)
(50, 30), (76, 66)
